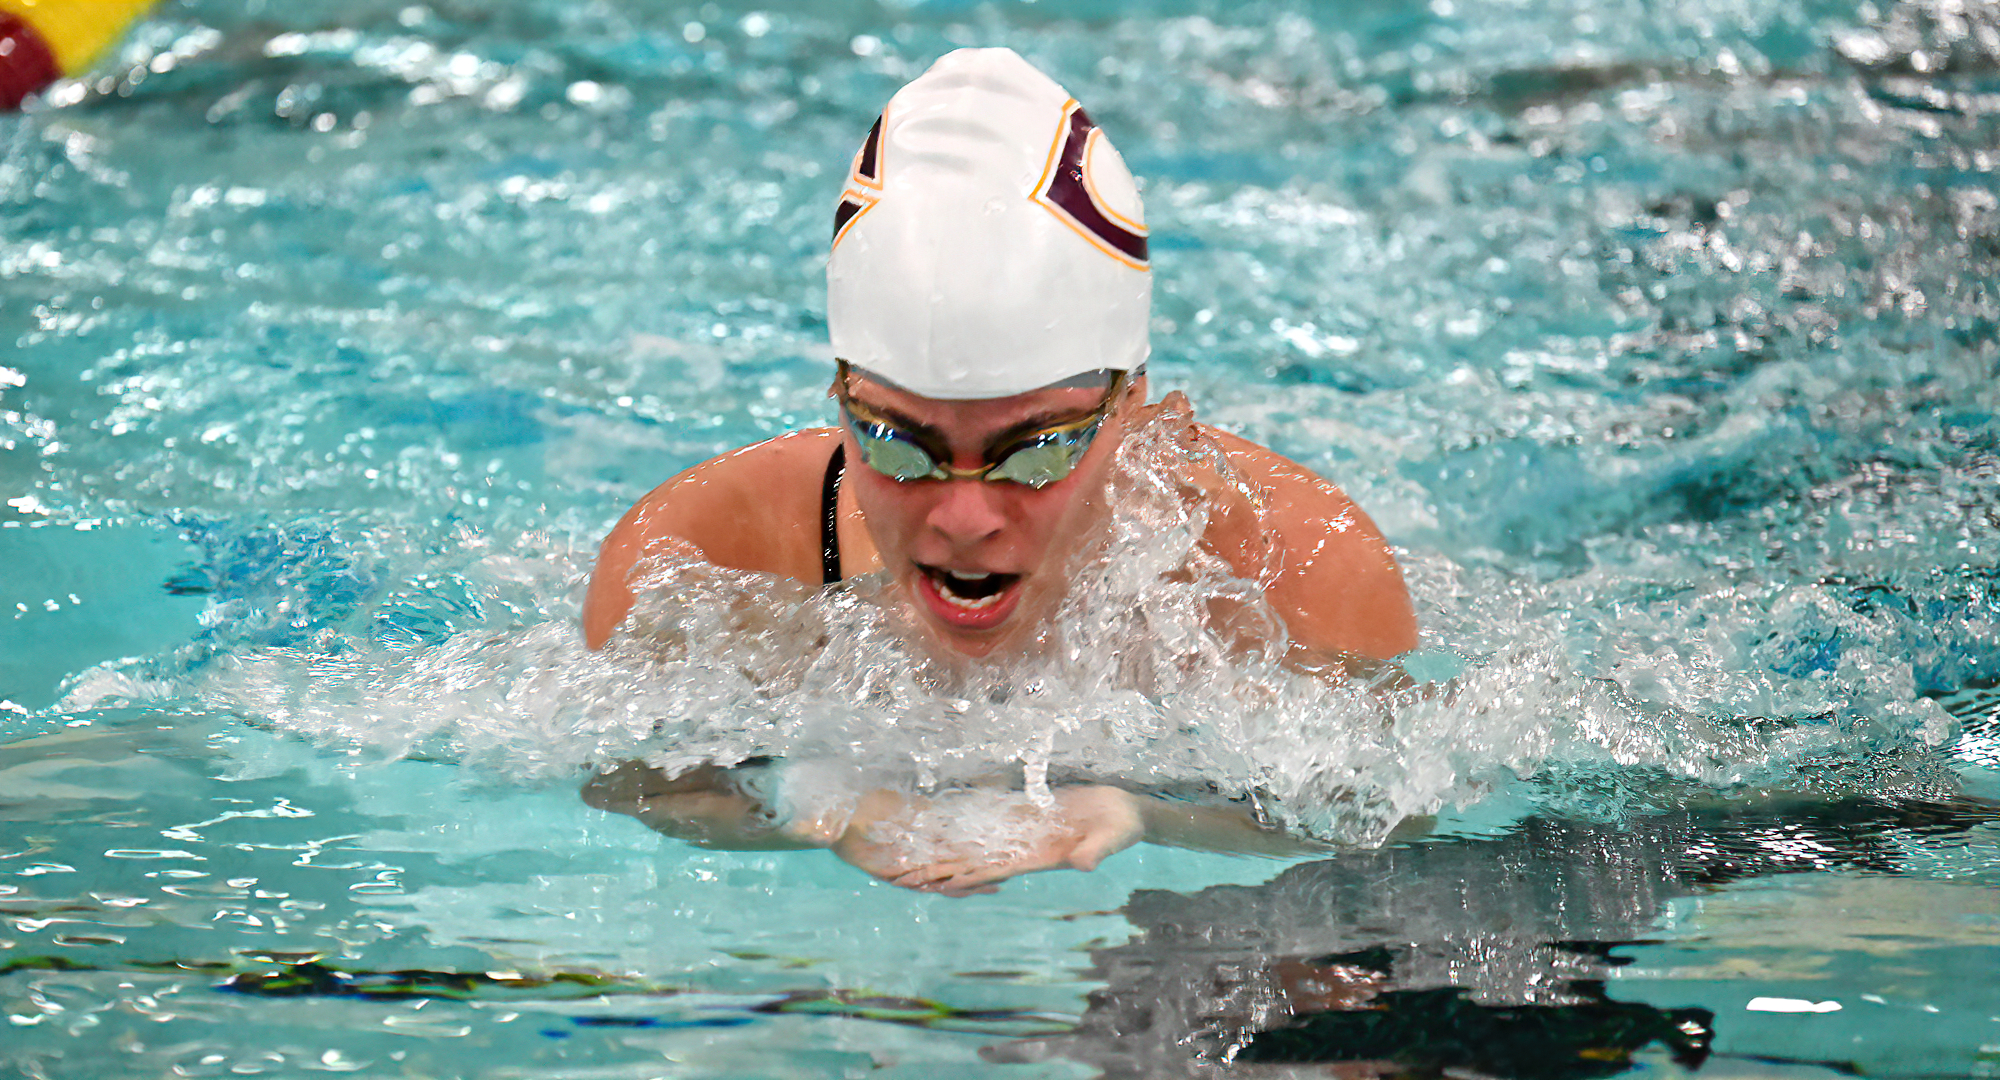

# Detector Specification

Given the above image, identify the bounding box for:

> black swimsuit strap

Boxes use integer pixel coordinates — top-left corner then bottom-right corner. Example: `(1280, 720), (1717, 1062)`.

(820, 442), (845, 586)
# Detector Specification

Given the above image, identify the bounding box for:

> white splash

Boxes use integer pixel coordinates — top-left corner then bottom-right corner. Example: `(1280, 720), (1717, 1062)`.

(190, 398), (1956, 848)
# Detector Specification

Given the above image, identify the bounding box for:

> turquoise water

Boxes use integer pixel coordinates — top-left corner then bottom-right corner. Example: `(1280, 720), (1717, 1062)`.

(4, 0), (1999, 1076)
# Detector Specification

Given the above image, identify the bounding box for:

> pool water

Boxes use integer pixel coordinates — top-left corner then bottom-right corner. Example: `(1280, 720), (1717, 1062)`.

(4, 0), (1998, 1077)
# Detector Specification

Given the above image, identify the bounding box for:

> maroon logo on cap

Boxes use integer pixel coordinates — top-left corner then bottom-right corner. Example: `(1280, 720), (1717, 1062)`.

(1034, 101), (1149, 270)
(832, 114), (884, 248)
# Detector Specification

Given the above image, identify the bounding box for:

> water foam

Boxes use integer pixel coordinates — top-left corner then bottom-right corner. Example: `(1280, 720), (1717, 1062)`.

(183, 397), (1962, 850)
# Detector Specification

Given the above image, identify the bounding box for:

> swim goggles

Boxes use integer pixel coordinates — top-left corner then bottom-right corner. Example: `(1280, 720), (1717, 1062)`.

(834, 360), (1132, 489)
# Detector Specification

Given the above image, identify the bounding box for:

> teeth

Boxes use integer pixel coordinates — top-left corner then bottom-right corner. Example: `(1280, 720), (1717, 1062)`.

(928, 567), (1007, 610)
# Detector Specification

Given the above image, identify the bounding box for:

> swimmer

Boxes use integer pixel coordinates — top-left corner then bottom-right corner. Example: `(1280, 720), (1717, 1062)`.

(581, 49), (1417, 895)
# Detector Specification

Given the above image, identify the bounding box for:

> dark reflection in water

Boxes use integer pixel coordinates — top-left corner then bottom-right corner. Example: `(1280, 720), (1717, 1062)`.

(997, 797), (1999, 1079)
(1238, 983), (1711, 1078)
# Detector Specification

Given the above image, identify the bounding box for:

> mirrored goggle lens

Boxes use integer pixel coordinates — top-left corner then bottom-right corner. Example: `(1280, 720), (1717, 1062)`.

(985, 437), (1089, 488)
(851, 422), (942, 481)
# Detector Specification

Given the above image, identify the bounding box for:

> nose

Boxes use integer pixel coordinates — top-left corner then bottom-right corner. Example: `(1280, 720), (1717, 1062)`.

(924, 479), (1008, 546)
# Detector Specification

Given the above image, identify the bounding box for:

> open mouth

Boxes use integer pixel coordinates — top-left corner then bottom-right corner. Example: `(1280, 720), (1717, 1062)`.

(924, 566), (1017, 605)
(914, 564), (1025, 631)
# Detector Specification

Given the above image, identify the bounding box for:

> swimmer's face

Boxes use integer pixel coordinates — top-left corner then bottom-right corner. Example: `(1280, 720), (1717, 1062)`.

(840, 370), (1145, 658)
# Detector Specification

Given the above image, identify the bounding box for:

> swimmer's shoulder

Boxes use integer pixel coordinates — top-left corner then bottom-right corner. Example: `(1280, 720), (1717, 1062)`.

(1199, 425), (1419, 660)
(583, 429), (841, 649)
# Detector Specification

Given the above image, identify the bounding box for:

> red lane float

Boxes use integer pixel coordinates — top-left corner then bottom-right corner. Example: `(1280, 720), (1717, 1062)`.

(0, 0), (159, 111)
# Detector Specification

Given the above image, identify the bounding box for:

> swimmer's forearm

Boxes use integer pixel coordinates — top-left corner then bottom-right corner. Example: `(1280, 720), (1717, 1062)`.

(581, 762), (817, 851)
(1135, 796), (1319, 857)
(625, 790), (821, 850)
(587, 765), (1317, 862)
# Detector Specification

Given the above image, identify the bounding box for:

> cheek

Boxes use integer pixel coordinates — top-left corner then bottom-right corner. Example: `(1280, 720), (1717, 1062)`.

(851, 471), (930, 545)
(1013, 484), (1095, 550)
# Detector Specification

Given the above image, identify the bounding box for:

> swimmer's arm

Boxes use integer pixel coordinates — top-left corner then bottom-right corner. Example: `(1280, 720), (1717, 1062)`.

(581, 762), (818, 851)
(581, 762), (924, 857)
(1132, 793), (1322, 856)
(880, 787), (1321, 896)
(587, 767), (1362, 894)
(890, 787), (1438, 895)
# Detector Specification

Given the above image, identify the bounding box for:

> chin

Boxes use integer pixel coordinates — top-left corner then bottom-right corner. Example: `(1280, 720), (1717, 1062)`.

(900, 570), (1042, 660)
(932, 629), (1006, 659)
(911, 603), (1019, 660)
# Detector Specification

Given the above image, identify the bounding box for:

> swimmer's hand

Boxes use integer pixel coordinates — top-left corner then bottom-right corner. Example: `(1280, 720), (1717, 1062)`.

(829, 786), (1145, 898)
(586, 763), (1319, 892)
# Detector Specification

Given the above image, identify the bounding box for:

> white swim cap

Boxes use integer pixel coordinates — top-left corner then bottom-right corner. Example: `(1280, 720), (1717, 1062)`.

(826, 48), (1151, 400)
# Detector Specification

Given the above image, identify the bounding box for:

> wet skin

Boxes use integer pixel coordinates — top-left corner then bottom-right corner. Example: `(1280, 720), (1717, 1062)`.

(581, 376), (1418, 893)
(834, 371), (1135, 657)
(583, 376), (1416, 661)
